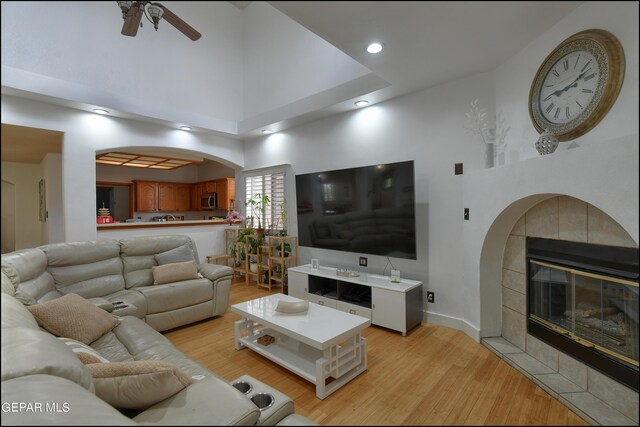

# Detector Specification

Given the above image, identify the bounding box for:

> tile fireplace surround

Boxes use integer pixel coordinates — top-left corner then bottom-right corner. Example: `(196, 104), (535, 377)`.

(461, 137), (639, 426)
(491, 195), (638, 425)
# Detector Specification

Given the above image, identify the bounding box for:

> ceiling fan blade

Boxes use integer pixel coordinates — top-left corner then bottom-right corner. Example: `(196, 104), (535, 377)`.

(121, 4), (143, 37)
(159, 4), (201, 41)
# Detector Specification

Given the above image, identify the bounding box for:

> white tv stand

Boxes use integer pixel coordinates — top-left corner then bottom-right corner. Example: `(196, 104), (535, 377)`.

(288, 264), (423, 336)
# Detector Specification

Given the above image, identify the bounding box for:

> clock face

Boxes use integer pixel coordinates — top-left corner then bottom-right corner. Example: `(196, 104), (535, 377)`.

(528, 30), (625, 142)
(538, 50), (600, 125)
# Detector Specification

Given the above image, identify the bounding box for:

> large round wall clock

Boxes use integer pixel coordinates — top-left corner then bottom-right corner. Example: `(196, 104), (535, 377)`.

(529, 29), (625, 142)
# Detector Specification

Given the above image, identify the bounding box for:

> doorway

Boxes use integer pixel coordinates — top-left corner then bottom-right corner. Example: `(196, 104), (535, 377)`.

(1, 179), (16, 253)
(96, 182), (133, 222)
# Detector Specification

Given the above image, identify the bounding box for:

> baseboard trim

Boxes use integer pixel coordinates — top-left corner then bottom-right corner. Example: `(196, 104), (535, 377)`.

(424, 310), (481, 342)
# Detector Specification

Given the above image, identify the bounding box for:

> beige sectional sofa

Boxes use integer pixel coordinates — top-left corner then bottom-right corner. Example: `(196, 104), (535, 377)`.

(1, 235), (233, 332)
(1, 236), (317, 425)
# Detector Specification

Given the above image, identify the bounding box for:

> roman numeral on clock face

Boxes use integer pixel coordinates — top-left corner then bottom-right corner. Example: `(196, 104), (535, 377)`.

(565, 107), (570, 119)
(546, 103), (555, 114)
(581, 60), (592, 72)
(554, 108), (560, 120)
(552, 69), (560, 78)
(563, 59), (569, 71)
(582, 89), (593, 93)
(584, 73), (596, 81)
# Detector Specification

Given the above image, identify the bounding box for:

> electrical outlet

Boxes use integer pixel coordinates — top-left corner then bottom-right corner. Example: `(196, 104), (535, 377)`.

(427, 291), (435, 303)
(359, 257), (368, 267)
(464, 208), (469, 220)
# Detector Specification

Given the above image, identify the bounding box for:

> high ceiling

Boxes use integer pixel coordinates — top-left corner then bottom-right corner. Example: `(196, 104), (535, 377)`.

(1, 1), (582, 139)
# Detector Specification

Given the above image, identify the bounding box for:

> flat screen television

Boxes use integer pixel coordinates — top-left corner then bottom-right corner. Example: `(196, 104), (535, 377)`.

(295, 160), (416, 260)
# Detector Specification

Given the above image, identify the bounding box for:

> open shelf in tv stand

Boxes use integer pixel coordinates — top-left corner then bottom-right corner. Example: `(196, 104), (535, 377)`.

(288, 264), (423, 336)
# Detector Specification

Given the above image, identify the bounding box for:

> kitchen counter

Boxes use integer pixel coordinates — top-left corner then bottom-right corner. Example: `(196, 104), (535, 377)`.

(96, 219), (231, 231)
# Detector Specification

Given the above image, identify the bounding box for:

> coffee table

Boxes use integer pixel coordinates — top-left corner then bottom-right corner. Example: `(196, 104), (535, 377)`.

(232, 293), (370, 399)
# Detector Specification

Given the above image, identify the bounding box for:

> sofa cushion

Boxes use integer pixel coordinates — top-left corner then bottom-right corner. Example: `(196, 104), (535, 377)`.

(152, 260), (199, 285)
(154, 243), (195, 265)
(1, 271), (14, 296)
(60, 337), (111, 364)
(1, 248), (56, 305)
(120, 235), (200, 289)
(1, 327), (95, 392)
(137, 278), (213, 314)
(87, 360), (194, 410)
(1, 375), (137, 426)
(1, 292), (39, 330)
(91, 331), (136, 363)
(27, 293), (120, 344)
(41, 240), (125, 298)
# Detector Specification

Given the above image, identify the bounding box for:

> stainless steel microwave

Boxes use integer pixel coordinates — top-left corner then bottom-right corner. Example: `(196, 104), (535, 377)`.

(200, 192), (218, 210)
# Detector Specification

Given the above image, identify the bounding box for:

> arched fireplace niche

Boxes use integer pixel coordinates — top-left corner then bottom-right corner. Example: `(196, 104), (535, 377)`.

(480, 194), (638, 422)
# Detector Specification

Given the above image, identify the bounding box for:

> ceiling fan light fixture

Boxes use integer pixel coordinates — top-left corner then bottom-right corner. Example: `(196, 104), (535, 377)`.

(117, 1), (134, 19)
(146, 3), (164, 31)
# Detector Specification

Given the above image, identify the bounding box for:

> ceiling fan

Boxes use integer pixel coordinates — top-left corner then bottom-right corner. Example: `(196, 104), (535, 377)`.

(117, 1), (201, 41)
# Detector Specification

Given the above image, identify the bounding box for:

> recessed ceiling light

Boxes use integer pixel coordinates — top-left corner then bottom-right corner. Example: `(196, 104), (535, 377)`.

(354, 100), (369, 107)
(179, 126), (192, 130)
(92, 108), (110, 115)
(366, 42), (384, 54)
(262, 129), (273, 134)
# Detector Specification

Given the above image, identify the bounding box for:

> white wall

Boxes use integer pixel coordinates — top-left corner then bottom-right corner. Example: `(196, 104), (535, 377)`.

(1, 95), (245, 243)
(243, 71), (495, 330)
(494, 1), (639, 164)
(1, 161), (45, 249)
(1, 1), (244, 132)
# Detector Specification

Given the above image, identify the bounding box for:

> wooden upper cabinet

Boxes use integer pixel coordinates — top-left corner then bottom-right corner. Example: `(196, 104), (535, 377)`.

(135, 181), (158, 212)
(217, 179), (228, 211)
(190, 183), (202, 211)
(157, 183), (176, 212)
(204, 181), (217, 193)
(174, 183), (191, 211)
(215, 178), (236, 211)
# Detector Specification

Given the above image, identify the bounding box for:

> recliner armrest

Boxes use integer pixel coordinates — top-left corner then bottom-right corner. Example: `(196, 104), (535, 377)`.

(133, 376), (261, 426)
(198, 263), (233, 282)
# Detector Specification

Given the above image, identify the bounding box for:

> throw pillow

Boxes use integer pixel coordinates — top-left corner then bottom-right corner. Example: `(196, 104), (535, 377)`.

(87, 360), (194, 410)
(27, 293), (120, 344)
(152, 260), (199, 285)
(154, 244), (195, 266)
(59, 337), (111, 364)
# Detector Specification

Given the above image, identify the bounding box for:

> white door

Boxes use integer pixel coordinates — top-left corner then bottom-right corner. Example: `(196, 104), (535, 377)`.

(372, 287), (405, 333)
(287, 271), (308, 299)
(1, 180), (16, 253)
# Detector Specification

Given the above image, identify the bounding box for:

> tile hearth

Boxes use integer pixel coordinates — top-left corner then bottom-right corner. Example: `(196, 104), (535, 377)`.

(483, 337), (636, 426)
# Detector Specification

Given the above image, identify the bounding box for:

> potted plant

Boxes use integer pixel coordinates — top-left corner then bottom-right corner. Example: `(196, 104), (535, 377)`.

(274, 242), (291, 257)
(249, 258), (258, 273)
(245, 193), (270, 234)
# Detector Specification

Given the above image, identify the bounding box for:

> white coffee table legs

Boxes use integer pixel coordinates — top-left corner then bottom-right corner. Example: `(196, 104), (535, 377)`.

(234, 317), (368, 399)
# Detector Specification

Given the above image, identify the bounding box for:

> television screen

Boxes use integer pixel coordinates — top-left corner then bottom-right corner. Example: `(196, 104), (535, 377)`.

(295, 161), (416, 260)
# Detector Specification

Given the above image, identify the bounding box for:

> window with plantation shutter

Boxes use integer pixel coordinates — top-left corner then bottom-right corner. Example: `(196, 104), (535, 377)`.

(244, 171), (286, 231)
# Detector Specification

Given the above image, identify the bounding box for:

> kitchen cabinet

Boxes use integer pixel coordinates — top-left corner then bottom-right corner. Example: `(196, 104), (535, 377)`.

(134, 180), (178, 212)
(216, 178), (236, 211)
(174, 183), (191, 211)
(204, 181), (217, 193)
(157, 183), (175, 211)
(135, 181), (159, 212)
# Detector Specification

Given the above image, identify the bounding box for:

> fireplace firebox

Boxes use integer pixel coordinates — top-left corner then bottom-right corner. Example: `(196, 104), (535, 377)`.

(527, 237), (639, 391)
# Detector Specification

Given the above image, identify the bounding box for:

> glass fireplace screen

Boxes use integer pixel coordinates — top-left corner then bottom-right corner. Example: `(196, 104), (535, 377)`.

(529, 260), (639, 368)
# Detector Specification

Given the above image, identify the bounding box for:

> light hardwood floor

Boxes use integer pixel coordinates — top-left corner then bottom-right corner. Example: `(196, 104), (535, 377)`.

(164, 279), (588, 426)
